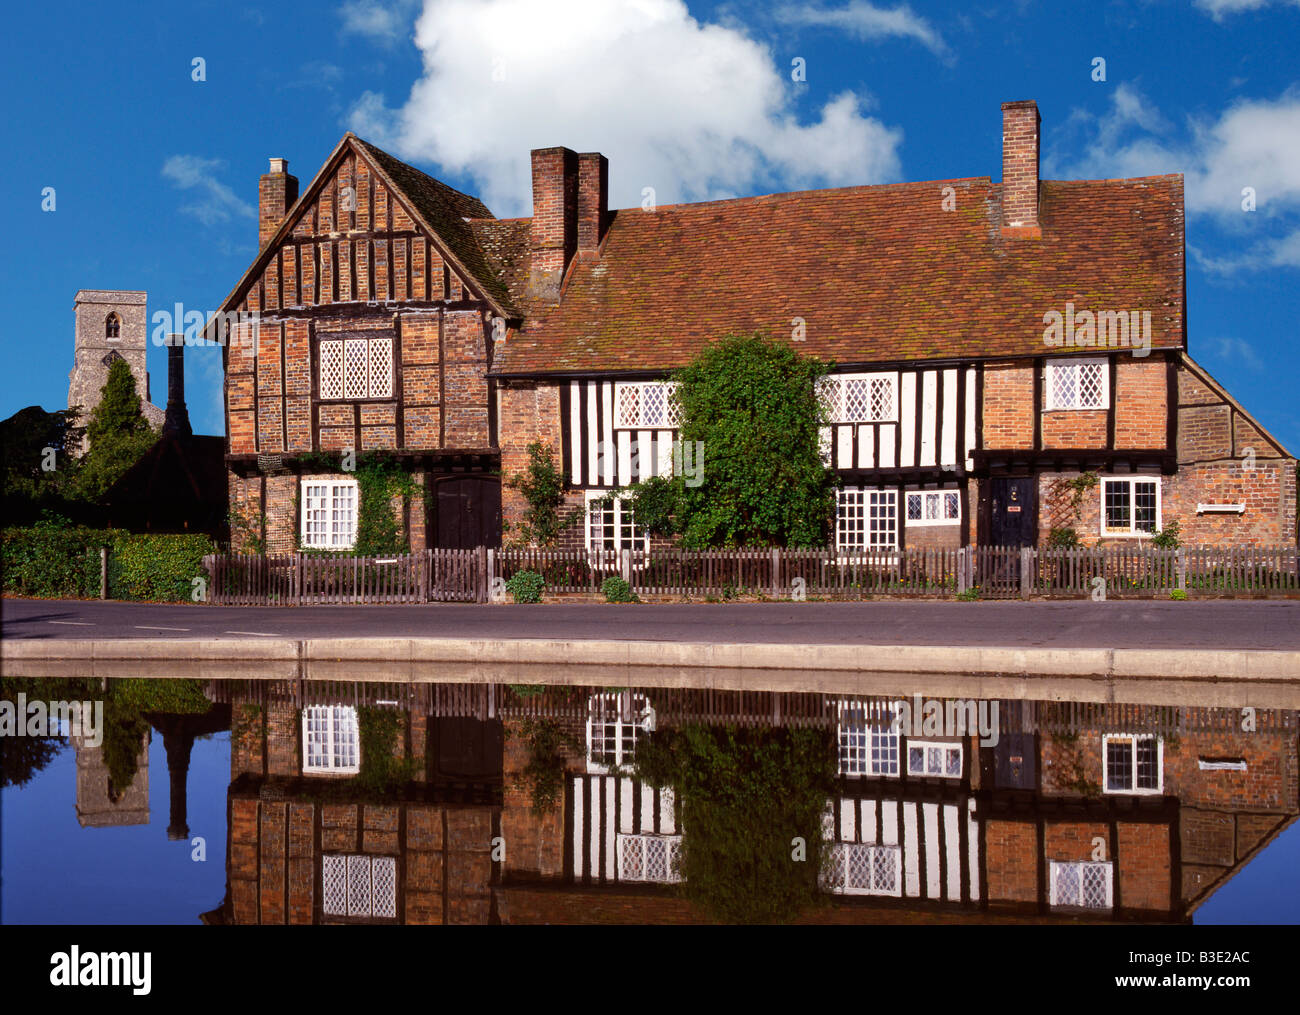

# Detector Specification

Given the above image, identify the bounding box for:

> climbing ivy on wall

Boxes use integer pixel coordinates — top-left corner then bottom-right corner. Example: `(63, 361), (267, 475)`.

(293, 451), (425, 555)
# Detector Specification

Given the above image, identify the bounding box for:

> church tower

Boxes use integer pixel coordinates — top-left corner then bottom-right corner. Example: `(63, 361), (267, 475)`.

(68, 290), (164, 451)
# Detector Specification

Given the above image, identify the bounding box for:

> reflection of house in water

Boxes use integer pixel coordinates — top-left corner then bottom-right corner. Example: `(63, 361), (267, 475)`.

(74, 730), (150, 828)
(204, 680), (1299, 924)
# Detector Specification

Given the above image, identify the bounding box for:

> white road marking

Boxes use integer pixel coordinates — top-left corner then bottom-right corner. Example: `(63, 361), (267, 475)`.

(49, 621), (94, 626)
(135, 626), (190, 632)
(224, 630), (279, 637)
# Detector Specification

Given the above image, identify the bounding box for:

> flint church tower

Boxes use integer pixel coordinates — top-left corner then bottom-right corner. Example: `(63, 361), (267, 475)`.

(68, 290), (165, 451)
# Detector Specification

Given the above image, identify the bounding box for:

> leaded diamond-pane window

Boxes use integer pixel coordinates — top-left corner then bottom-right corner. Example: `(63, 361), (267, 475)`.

(907, 741), (962, 778)
(616, 834), (683, 883)
(319, 336), (393, 400)
(827, 843), (902, 896)
(343, 339), (368, 399)
(1050, 860), (1113, 909)
(319, 341), (344, 399)
(323, 854), (397, 919)
(615, 382), (680, 428)
(821, 373), (898, 423)
(1046, 358), (1108, 410)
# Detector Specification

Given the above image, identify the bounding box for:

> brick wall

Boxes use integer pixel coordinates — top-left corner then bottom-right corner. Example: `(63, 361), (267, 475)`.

(982, 361), (1034, 449)
(498, 381), (564, 538)
(984, 818), (1037, 903)
(1114, 357), (1166, 448)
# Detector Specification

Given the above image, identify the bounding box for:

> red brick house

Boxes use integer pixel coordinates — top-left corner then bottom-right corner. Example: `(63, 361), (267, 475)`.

(220, 100), (1296, 555)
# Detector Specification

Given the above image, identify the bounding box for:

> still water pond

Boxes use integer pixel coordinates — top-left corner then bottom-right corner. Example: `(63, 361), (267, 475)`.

(2, 674), (1297, 924)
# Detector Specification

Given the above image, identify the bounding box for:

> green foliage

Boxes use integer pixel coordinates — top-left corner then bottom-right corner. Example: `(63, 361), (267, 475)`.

(1151, 519), (1182, 550)
(600, 575), (638, 603)
(227, 508), (267, 555)
(1, 523), (214, 601)
(619, 332), (838, 548)
(1169, 588), (1187, 600)
(955, 586), (980, 601)
(354, 707), (418, 796)
(505, 442), (568, 546)
(505, 569), (545, 603)
(1047, 527), (1080, 549)
(634, 724), (837, 923)
(353, 454), (423, 556)
(513, 718), (580, 815)
(77, 359), (157, 500)
(0, 406), (87, 524)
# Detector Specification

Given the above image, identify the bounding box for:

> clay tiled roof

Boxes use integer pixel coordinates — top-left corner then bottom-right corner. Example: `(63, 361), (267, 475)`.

(491, 174), (1185, 376)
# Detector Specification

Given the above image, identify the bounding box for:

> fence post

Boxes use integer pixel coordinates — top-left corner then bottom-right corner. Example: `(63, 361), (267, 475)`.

(621, 548), (632, 586)
(100, 546), (108, 600)
(956, 547), (967, 594)
(770, 547), (781, 599)
(293, 553), (302, 606)
(477, 545), (488, 603)
(487, 548), (496, 603)
(1019, 547), (1033, 600)
(1176, 548), (1186, 592)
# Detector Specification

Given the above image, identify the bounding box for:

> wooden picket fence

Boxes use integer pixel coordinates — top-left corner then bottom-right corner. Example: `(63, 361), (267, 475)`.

(200, 543), (1299, 605)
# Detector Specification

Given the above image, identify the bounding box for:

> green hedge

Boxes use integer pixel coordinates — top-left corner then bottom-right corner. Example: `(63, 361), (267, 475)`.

(1, 524), (215, 602)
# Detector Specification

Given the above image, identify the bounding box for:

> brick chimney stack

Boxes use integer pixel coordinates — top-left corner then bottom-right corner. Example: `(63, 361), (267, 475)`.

(529, 147), (580, 300)
(162, 334), (191, 438)
(1001, 100), (1041, 238)
(577, 152), (609, 256)
(259, 157), (299, 250)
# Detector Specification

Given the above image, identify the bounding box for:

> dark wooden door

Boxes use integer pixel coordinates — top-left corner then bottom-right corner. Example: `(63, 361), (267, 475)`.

(994, 733), (1037, 790)
(432, 718), (504, 780)
(989, 477), (1036, 547)
(434, 475), (501, 549)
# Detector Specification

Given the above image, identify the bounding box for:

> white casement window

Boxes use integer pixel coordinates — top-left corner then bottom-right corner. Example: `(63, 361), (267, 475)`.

(905, 490), (961, 526)
(1101, 477), (1161, 536)
(837, 700), (900, 777)
(586, 693), (655, 773)
(584, 491), (649, 557)
(827, 842), (903, 897)
(907, 741), (963, 779)
(837, 488), (898, 551)
(301, 479), (359, 549)
(1049, 860), (1114, 910)
(302, 705), (360, 774)
(322, 854), (397, 918)
(1103, 734), (1163, 794)
(819, 372), (898, 423)
(615, 382), (681, 429)
(318, 336), (393, 400)
(1045, 357), (1108, 410)
(616, 834), (683, 884)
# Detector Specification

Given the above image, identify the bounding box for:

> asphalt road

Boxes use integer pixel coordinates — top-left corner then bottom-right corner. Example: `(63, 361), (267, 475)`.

(3, 596), (1298, 650)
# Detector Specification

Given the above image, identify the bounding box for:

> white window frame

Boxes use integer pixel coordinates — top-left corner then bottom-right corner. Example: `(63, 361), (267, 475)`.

(318, 336), (393, 400)
(819, 372), (898, 424)
(614, 381), (681, 429)
(322, 854), (397, 918)
(302, 705), (360, 775)
(1100, 476), (1161, 537)
(584, 490), (650, 559)
(1102, 733), (1163, 795)
(906, 740), (963, 779)
(300, 478), (359, 550)
(827, 842), (903, 897)
(1045, 357), (1108, 411)
(836, 487), (898, 551)
(616, 833), (683, 884)
(1048, 860), (1114, 910)
(586, 693), (655, 774)
(836, 699), (900, 778)
(905, 490), (961, 526)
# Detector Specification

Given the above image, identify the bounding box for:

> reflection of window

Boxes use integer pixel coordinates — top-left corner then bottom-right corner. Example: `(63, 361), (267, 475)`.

(105, 313), (121, 340)
(319, 337), (392, 399)
(837, 488), (898, 551)
(303, 705), (360, 774)
(819, 373), (897, 423)
(584, 492), (648, 556)
(837, 700), (899, 777)
(322, 854), (396, 918)
(1102, 478), (1160, 536)
(827, 843), (902, 896)
(1103, 734), (1162, 794)
(907, 741), (963, 778)
(616, 834), (682, 883)
(906, 491), (961, 525)
(615, 382), (680, 429)
(586, 693), (654, 773)
(1045, 358), (1107, 410)
(301, 479), (358, 549)
(1049, 860), (1113, 909)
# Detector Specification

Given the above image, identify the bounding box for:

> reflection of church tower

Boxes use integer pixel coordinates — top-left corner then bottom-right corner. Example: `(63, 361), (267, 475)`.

(67, 289), (164, 452)
(74, 729), (150, 827)
(156, 718), (197, 841)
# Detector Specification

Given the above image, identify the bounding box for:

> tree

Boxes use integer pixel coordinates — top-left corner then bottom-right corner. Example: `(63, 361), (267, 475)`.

(505, 442), (568, 546)
(0, 405), (86, 523)
(621, 332), (838, 547)
(76, 359), (157, 500)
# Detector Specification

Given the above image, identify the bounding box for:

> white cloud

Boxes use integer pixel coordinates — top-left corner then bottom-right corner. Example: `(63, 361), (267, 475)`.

(774, 2), (950, 59)
(1194, 0), (1300, 20)
(161, 156), (255, 226)
(346, 0), (904, 215)
(1205, 335), (1264, 369)
(339, 0), (420, 45)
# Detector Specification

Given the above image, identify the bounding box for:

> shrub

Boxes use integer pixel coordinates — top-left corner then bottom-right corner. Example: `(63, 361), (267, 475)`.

(1151, 520), (1182, 550)
(505, 569), (545, 604)
(601, 575), (639, 603)
(1169, 588), (1187, 600)
(955, 587), (980, 601)
(1047, 527), (1079, 549)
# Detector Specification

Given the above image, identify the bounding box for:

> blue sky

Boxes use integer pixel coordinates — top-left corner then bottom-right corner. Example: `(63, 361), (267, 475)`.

(4, 0), (1299, 451)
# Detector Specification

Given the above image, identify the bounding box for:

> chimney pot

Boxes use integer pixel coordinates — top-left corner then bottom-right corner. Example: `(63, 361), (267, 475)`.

(259, 157), (299, 249)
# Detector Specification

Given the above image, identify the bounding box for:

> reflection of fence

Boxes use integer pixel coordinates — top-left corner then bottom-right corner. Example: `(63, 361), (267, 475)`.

(201, 543), (1299, 605)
